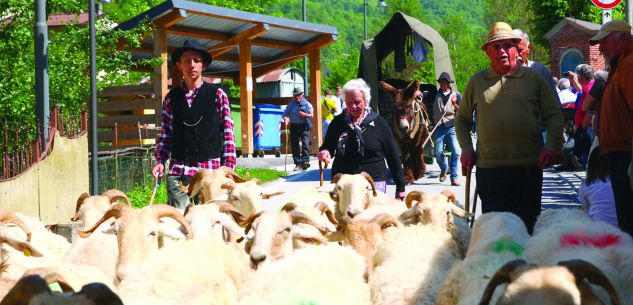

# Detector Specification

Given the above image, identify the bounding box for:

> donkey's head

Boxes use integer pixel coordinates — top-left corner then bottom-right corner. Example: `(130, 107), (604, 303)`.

(379, 79), (422, 136)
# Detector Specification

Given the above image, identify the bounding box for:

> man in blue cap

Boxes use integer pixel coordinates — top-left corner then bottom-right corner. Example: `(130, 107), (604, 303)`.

(283, 87), (314, 171)
(152, 39), (236, 208)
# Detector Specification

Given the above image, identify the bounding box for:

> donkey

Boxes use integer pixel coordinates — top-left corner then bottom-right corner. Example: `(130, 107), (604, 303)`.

(379, 79), (430, 184)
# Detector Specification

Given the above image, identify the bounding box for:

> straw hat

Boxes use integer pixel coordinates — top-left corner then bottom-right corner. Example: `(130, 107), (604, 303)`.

(481, 22), (521, 50)
(589, 20), (632, 45)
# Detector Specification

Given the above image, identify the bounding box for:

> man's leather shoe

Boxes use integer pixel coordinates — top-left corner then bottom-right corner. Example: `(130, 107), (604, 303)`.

(451, 179), (461, 186)
(302, 164), (311, 170)
(439, 171), (447, 182)
(293, 165), (303, 172)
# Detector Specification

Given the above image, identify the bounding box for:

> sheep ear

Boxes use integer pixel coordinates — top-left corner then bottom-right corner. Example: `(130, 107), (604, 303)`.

(371, 213), (401, 230)
(281, 202), (298, 212)
(292, 225), (328, 245)
(261, 191), (284, 199)
(217, 214), (246, 240)
(101, 222), (117, 235)
(221, 181), (237, 191)
(479, 259), (528, 305)
(558, 259), (621, 305)
(441, 189), (457, 204)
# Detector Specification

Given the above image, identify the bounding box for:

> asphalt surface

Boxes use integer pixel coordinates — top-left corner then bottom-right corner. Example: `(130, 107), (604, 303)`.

(237, 154), (585, 216)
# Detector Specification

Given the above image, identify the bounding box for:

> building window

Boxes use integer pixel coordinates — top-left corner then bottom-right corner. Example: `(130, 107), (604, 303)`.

(560, 49), (583, 77)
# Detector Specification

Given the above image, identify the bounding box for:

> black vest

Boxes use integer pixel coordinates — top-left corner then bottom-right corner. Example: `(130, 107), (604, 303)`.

(171, 82), (221, 162)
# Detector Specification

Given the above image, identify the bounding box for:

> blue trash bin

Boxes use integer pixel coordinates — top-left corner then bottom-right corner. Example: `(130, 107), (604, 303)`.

(253, 104), (284, 157)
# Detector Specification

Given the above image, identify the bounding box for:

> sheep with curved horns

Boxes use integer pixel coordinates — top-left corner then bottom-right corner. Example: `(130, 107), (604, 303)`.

(400, 190), (473, 258)
(437, 212), (530, 305)
(329, 172), (397, 221)
(78, 204), (193, 282)
(238, 244), (370, 305)
(71, 189), (130, 226)
(240, 209), (329, 269)
(65, 191), (131, 279)
(479, 259), (621, 305)
(184, 166), (248, 203)
(1, 212), (70, 265)
(523, 208), (633, 304)
(182, 201), (246, 242)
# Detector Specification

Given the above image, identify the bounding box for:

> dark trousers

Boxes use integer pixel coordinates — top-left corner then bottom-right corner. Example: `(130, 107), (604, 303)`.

(167, 174), (193, 209)
(476, 166), (543, 234)
(605, 151), (633, 237)
(290, 123), (311, 165)
(573, 127), (591, 167)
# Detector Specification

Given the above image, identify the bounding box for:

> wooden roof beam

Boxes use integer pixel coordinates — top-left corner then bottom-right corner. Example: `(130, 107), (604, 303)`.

(153, 9), (188, 28)
(209, 23), (269, 57)
(167, 25), (299, 51)
(133, 43), (266, 64)
(254, 34), (336, 77)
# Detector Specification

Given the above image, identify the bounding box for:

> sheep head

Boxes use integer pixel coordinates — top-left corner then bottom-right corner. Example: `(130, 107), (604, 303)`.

(479, 259), (620, 305)
(71, 190), (130, 226)
(336, 213), (400, 274)
(0, 208), (31, 242)
(183, 202), (246, 242)
(221, 180), (284, 216)
(186, 167), (249, 203)
(401, 190), (472, 227)
(78, 204), (193, 282)
(330, 172), (378, 219)
(243, 210), (327, 269)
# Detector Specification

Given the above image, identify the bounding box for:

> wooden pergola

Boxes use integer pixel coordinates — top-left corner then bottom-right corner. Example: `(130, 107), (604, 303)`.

(115, 0), (337, 155)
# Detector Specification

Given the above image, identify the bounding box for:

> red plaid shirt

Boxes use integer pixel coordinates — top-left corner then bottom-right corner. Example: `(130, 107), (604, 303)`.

(154, 81), (236, 176)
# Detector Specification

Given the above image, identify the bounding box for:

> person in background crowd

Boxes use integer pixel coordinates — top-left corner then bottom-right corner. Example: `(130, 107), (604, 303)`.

(283, 87), (314, 171)
(432, 72), (462, 186)
(579, 147), (617, 227)
(330, 85), (345, 116)
(589, 20), (633, 236)
(321, 88), (338, 140)
(456, 22), (563, 233)
(557, 78), (578, 107)
(567, 64), (595, 168)
(513, 28), (560, 104)
(553, 76), (560, 92)
(317, 78), (406, 200)
(152, 39), (236, 209)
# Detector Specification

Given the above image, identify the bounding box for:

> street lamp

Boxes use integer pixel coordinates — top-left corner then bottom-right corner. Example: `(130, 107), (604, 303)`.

(364, 0), (388, 40)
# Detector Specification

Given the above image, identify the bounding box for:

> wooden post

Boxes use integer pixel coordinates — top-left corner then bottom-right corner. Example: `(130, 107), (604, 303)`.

(309, 50), (322, 152)
(239, 40), (254, 156)
(153, 29), (168, 127)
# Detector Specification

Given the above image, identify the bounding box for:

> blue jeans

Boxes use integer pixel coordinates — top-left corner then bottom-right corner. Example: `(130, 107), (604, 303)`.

(433, 124), (461, 180)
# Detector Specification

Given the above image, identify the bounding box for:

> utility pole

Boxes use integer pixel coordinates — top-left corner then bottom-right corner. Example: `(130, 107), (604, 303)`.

(35, 0), (49, 147)
(302, 0), (308, 95)
(628, 0), (633, 26)
(89, 0), (98, 194)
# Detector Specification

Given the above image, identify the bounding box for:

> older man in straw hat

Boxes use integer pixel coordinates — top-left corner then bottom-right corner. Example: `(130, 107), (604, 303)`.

(152, 39), (236, 208)
(589, 20), (633, 236)
(455, 22), (564, 233)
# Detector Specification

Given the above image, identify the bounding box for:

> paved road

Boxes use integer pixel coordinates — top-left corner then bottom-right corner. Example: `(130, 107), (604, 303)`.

(237, 156), (585, 215)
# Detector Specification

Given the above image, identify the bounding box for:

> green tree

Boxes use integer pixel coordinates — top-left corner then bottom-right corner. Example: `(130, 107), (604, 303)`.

(0, 0), (154, 147)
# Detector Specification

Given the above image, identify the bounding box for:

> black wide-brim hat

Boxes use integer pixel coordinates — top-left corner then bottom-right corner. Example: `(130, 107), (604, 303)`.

(436, 72), (455, 83)
(171, 39), (213, 67)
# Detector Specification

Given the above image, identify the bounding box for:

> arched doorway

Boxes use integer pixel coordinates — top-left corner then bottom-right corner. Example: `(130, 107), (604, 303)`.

(559, 48), (584, 76)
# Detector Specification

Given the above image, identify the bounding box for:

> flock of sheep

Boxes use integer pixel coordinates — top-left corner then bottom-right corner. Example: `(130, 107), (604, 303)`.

(1, 165), (632, 305)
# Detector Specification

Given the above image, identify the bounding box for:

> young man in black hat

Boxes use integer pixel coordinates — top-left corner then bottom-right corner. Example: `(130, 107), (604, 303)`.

(152, 39), (236, 208)
(432, 72), (462, 186)
(283, 87), (314, 171)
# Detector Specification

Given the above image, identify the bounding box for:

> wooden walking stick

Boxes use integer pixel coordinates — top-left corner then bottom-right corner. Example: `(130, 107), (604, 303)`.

(319, 159), (329, 187)
(284, 123), (289, 172)
(149, 176), (159, 206)
(471, 186), (478, 227)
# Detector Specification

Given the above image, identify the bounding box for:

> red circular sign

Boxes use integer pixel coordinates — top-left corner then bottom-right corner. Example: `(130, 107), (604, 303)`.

(591, 0), (623, 9)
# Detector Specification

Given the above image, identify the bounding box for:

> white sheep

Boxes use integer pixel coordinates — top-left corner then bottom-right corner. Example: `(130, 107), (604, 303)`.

(368, 224), (461, 305)
(241, 209), (329, 269)
(117, 238), (250, 305)
(185, 166), (248, 202)
(182, 201), (246, 242)
(329, 172), (398, 221)
(218, 179), (284, 216)
(478, 259), (621, 305)
(437, 212), (530, 305)
(77, 203), (194, 282)
(524, 208), (633, 304)
(238, 244), (370, 305)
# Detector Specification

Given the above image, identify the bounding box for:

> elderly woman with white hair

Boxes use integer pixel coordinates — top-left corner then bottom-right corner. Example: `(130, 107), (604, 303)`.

(317, 78), (406, 200)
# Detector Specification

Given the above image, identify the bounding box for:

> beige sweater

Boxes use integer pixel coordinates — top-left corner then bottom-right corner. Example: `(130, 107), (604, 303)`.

(455, 65), (564, 168)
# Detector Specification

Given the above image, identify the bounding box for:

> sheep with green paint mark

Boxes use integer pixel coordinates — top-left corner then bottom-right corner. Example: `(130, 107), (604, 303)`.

(437, 212), (530, 305)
